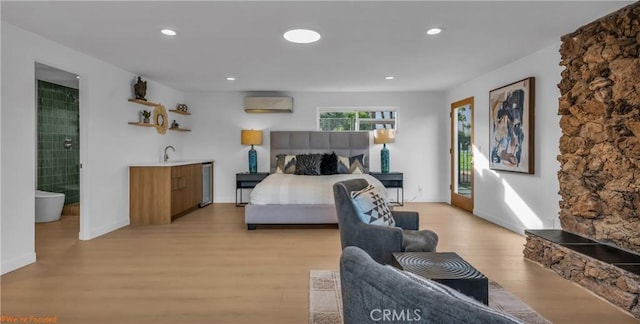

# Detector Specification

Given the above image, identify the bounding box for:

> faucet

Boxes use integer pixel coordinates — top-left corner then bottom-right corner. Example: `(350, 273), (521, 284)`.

(164, 145), (175, 162)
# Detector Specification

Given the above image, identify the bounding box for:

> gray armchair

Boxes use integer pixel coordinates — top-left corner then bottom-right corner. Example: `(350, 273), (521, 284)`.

(340, 246), (523, 324)
(333, 178), (438, 265)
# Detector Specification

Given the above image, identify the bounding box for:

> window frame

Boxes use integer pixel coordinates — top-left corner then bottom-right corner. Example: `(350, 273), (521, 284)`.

(316, 106), (399, 131)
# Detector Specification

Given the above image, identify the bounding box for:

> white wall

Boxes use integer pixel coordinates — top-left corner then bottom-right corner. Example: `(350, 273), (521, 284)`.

(183, 91), (448, 203)
(1, 22), (186, 274)
(446, 43), (563, 234)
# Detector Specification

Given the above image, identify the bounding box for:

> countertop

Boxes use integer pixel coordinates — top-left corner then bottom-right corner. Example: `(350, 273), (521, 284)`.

(130, 159), (214, 167)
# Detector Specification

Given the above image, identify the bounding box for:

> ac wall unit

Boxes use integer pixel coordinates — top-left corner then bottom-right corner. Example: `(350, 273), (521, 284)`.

(244, 97), (293, 113)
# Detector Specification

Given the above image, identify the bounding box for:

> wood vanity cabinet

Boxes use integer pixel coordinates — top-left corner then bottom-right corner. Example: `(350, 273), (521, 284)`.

(130, 163), (203, 225)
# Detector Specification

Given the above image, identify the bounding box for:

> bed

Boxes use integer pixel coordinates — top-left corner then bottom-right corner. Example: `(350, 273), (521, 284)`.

(244, 131), (385, 230)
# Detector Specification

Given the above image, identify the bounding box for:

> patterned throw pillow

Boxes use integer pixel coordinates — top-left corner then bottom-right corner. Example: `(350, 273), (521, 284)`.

(350, 184), (395, 226)
(349, 154), (365, 174)
(275, 154), (296, 174)
(295, 154), (322, 175)
(320, 152), (338, 175)
(337, 154), (366, 174)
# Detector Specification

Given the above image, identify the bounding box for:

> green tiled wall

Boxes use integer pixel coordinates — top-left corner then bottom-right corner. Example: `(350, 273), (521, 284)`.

(37, 80), (80, 204)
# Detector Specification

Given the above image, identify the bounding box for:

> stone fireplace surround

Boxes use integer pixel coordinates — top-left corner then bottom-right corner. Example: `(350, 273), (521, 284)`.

(523, 2), (640, 319)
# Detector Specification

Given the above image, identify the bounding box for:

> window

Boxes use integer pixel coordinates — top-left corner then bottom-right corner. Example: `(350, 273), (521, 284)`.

(318, 107), (397, 131)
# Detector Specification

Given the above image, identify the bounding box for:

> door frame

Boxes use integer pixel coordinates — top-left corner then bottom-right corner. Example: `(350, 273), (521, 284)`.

(450, 97), (474, 212)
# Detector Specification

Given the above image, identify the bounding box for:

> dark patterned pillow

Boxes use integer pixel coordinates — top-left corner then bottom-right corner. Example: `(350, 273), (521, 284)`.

(350, 184), (395, 226)
(337, 154), (365, 174)
(320, 152), (338, 175)
(275, 154), (297, 174)
(295, 154), (322, 175)
(349, 154), (365, 174)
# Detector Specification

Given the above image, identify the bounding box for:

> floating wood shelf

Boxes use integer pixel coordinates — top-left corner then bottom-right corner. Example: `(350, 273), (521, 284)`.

(169, 109), (191, 115)
(169, 127), (191, 132)
(128, 122), (156, 127)
(128, 98), (160, 107)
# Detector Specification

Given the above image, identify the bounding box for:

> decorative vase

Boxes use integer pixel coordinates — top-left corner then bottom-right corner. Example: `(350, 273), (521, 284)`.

(381, 144), (389, 174)
(143, 118), (150, 124)
(248, 145), (257, 174)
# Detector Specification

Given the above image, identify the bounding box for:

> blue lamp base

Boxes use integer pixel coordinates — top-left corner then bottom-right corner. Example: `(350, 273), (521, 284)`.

(248, 145), (257, 174)
(381, 144), (389, 174)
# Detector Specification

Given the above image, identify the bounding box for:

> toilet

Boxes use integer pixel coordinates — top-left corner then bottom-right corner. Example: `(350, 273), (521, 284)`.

(35, 190), (65, 223)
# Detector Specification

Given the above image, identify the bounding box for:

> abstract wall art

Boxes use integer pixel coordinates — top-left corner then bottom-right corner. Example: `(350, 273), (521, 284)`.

(489, 77), (535, 174)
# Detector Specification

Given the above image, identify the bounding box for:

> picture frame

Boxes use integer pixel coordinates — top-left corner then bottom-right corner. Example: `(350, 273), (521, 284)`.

(489, 77), (535, 174)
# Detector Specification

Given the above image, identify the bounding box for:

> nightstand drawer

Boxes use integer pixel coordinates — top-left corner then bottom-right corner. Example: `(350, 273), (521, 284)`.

(369, 172), (403, 188)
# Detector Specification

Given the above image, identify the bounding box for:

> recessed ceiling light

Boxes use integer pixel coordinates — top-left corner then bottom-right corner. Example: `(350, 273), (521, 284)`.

(426, 27), (443, 36)
(283, 28), (321, 44)
(226, 77), (236, 81)
(385, 76), (395, 80)
(161, 29), (177, 36)
(76, 76), (80, 79)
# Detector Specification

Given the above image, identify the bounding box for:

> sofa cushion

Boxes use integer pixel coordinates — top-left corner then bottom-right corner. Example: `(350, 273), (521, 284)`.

(350, 184), (395, 226)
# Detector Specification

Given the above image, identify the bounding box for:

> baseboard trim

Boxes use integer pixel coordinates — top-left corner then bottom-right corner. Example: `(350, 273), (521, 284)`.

(79, 219), (129, 240)
(1, 252), (36, 275)
(473, 209), (526, 236)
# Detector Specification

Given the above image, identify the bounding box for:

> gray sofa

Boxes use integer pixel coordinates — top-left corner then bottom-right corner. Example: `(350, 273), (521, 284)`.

(340, 246), (523, 324)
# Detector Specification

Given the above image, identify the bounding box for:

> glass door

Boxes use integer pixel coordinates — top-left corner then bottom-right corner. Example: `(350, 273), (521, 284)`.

(450, 97), (474, 212)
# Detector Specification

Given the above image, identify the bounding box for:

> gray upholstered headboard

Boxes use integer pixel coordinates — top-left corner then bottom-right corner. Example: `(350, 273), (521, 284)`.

(270, 131), (370, 173)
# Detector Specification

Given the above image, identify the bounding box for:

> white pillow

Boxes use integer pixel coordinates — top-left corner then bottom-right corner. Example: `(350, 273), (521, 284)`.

(350, 184), (395, 226)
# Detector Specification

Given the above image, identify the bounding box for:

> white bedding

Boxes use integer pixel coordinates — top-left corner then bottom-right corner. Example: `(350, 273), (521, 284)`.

(249, 173), (387, 205)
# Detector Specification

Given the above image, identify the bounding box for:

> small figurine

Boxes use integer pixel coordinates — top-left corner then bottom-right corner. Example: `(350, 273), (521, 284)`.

(171, 120), (180, 129)
(134, 76), (147, 101)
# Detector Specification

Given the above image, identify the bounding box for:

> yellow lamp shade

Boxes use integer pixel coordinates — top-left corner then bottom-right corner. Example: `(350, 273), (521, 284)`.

(241, 129), (263, 146)
(373, 129), (396, 144)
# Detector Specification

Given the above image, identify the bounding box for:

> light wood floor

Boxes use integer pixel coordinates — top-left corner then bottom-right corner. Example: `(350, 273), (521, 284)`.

(1, 203), (636, 323)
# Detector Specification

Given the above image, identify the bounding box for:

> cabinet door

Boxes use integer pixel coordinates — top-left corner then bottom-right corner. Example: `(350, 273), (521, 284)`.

(170, 164), (203, 216)
(171, 166), (188, 216)
(188, 164), (203, 208)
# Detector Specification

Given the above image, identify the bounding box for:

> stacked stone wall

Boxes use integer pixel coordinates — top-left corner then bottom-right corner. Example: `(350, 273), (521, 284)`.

(558, 2), (640, 253)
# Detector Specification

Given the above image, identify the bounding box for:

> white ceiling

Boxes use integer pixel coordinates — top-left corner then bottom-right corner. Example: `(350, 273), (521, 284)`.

(1, 1), (633, 93)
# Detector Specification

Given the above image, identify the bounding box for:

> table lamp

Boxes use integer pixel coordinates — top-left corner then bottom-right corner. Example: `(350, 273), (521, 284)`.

(373, 129), (396, 174)
(241, 129), (263, 173)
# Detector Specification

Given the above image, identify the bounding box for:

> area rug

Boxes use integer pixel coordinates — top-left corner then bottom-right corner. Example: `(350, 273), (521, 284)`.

(309, 270), (551, 324)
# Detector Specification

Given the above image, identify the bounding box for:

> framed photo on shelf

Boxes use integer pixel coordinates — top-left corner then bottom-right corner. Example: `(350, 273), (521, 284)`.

(489, 77), (535, 174)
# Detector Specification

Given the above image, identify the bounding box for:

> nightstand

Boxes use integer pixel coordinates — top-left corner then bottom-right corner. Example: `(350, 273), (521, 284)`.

(236, 172), (269, 206)
(369, 172), (404, 206)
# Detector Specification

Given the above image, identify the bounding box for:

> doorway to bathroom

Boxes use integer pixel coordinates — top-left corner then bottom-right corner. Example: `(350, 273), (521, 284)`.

(35, 63), (81, 232)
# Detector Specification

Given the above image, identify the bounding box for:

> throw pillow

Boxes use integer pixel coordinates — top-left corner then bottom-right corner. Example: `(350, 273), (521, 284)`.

(320, 152), (338, 175)
(337, 155), (351, 174)
(275, 154), (297, 174)
(295, 154), (322, 175)
(350, 184), (395, 226)
(349, 154), (365, 174)
(337, 154), (366, 174)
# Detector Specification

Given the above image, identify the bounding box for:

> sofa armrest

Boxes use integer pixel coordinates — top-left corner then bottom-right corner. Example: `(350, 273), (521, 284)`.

(392, 210), (419, 230)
